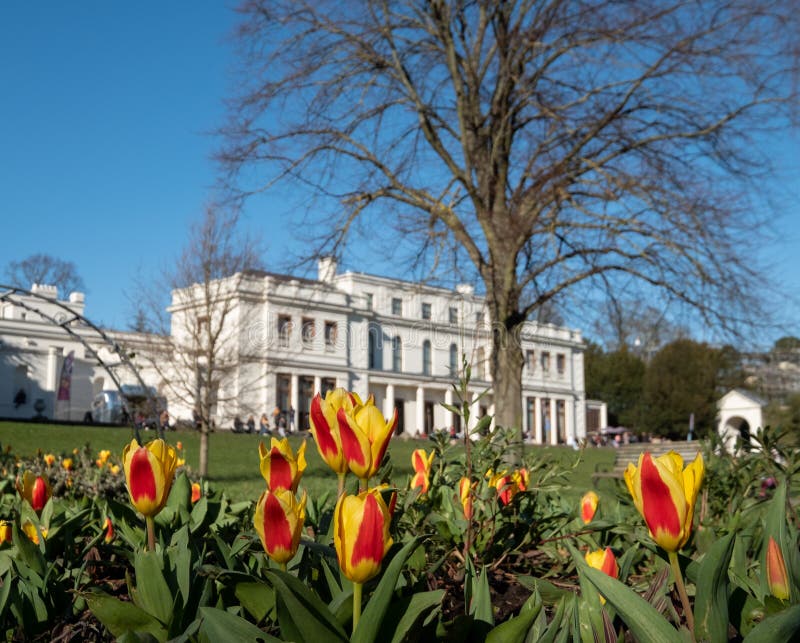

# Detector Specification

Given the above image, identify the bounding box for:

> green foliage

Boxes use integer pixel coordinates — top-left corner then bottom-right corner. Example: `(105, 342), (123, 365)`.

(585, 342), (646, 427)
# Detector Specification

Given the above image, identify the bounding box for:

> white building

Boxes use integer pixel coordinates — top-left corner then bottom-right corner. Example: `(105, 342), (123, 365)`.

(169, 259), (589, 444)
(2, 262), (591, 445)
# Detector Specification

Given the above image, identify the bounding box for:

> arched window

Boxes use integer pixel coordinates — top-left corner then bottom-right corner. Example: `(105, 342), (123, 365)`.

(392, 336), (402, 372)
(368, 324), (382, 369)
(449, 343), (458, 375)
(422, 340), (432, 375)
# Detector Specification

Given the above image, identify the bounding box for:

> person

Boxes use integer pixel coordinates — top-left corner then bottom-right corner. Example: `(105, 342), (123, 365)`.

(159, 410), (170, 438)
(288, 405), (296, 433)
(246, 415), (256, 434)
(277, 414), (287, 438)
(13, 388), (26, 409)
(233, 416), (244, 433)
(259, 413), (271, 436)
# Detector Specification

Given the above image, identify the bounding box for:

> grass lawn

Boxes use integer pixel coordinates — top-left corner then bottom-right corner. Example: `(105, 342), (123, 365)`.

(0, 421), (617, 504)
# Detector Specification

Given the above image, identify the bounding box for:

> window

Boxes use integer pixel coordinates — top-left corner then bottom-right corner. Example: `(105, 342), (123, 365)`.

(302, 318), (315, 347)
(541, 351), (551, 373)
(526, 350), (535, 372)
(449, 307), (458, 324)
(476, 347), (486, 379)
(392, 336), (402, 372)
(422, 340), (432, 375)
(475, 311), (484, 324)
(365, 292), (373, 311)
(276, 374), (291, 413)
(421, 303), (431, 320)
(557, 353), (566, 376)
(449, 343), (458, 374)
(368, 324), (382, 369)
(391, 297), (402, 316)
(321, 377), (336, 395)
(278, 315), (292, 347)
(324, 321), (338, 350)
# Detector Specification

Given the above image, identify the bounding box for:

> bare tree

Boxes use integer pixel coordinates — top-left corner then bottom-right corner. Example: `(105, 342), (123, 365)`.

(5, 254), (85, 297)
(220, 0), (798, 433)
(135, 207), (263, 476)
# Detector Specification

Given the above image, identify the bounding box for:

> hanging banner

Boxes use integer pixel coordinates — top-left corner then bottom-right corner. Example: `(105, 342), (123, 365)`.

(57, 350), (75, 401)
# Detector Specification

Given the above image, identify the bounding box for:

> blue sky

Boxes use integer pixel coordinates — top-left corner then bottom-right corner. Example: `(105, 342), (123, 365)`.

(1, 3), (798, 346)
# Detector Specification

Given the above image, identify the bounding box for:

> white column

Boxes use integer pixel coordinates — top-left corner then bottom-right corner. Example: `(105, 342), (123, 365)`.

(534, 397), (543, 444)
(565, 397), (575, 445)
(550, 398), (558, 445)
(385, 383), (395, 419)
(313, 375), (322, 395)
(600, 403), (608, 429)
(444, 388), (454, 430)
(415, 386), (425, 435)
(488, 403), (496, 433)
(290, 373), (299, 427)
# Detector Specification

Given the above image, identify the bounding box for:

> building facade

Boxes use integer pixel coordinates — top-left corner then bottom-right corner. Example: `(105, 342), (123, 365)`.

(169, 259), (589, 444)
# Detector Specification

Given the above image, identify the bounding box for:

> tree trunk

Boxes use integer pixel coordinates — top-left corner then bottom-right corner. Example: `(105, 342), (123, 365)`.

(491, 318), (524, 436)
(199, 423), (209, 477)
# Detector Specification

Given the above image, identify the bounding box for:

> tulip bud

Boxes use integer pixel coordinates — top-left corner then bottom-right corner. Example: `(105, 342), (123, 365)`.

(585, 547), (619, 604)
(309, 389), (358, 475)
(337, 397), (397, 482)
(22, 520), (46, 545)
(459, 477), (474, 520)
(334, 489), (393, 584)
(121, 439), (178, 517)
(191, 482), (202, 504)
(254, 488), (307, 565)
(259, 438), (307, 492)
(0, 521), (11, 545)
(766, 537), (790, 601)
(624, 451), (704, 552)
(16, 471), (51, 514)
(581, 491), (599, 524)
(104, 517), (115, 543)
(410, 449), (435, 494)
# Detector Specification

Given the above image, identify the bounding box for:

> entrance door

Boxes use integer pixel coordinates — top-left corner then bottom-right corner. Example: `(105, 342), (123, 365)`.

(298, 376), (314, 430)
(424, 401), (435, 435)
(394, 398), (405, 434)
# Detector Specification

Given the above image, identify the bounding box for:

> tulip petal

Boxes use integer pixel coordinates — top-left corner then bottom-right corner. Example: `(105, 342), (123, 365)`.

(130, 448), (157, 504)
(263, 492), (293, 555)
(337, 408), (370, 477)
(310, 394), (340, 461)
(351, 493), (385, 568)
(640, 452), (684, 550)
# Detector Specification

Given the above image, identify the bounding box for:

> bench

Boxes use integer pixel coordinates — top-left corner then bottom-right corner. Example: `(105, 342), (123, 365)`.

(591, 441), (705, 488)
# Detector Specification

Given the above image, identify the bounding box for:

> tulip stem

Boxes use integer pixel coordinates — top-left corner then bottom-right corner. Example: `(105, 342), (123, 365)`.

(352, 582), (362, 634)
(146, 516), (156, 552)
(669, 551), (694, 636)
(337, 473), (346, 498)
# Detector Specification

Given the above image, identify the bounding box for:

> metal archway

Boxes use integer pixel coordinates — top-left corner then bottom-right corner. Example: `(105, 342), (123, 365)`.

(0, 284), (159, 441)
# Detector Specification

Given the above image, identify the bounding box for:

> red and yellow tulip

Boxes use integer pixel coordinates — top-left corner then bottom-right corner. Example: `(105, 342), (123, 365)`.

(61, 457), (74, 471)
(0, 521), (11, 545)
(191, 482), (202, 504)
(16, 471), (51, 514)
(410, 449), (435, 494)
(585, 547), (619, 578)
(309, 388), (360, 475)
(259, 438), (307, 492)
(766, 536), (790, 601)
(104, 517), (115, 543)
(254, 488), (307, 566)
(337, 395), (397, 482)
(487, 468), (528, 506)
(624, 451), (704, 552)
(333, 488), (393, 585)
(22, 520), (47, 545)
(581, 490), (599, 524)
(459, 477), (475, 520)
(43, 453), (56, 467)
(121, 439), (178, 518)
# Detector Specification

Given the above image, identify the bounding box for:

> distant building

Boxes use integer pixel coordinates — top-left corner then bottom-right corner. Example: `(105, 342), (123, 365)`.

(1, 261), (592, 444)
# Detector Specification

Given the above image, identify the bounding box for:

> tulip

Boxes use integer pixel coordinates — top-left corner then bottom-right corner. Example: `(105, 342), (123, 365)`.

(43, 453), (56, 467)
(96, 449), (112, 468)
(334, 488), (393, 632)
(16, 471), (51, 514)
(585, 547), (619, 578)
(22, 521), (46, 545)
(624, 450), (704, 633)
(176, 441), (183, 451)
(62, 458), (74, 471)
(0, 521), (11, 545)
(104, 517), (115, 543)
(410, 449), (435, 494)
(191, 482), (202, 503)
(254, 488), (307, 567)
(310, 389), (360, 488)
(515, 468), (529, 492)
(624, 451), (704, 553)
(121, 438), (178, 550)
(581, 491), (599, 524)
(337, 395), (397, 485)
(459, 477), (474, 520)
(487, 468), (526, 506)
(259, 438), (307, 492)
(766, 536), (790, 601)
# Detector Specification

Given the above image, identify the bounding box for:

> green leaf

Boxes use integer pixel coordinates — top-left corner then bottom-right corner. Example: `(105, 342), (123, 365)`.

(236, 582), (275, 623)
(742, 604), (800, 643)
(380, 589), (445, 643)
(134, 551), (174, 626)
(486, 590), (542, 643)
(12, 522), (44, 577)
(695, 531), (735, 643)
(266, 569), (348, 643)
(352, 537), (425, 643)
(82, 589), (168, 642)
(470, 564), (495, 627)
(567, 542), (605, 643)
(581, 566), (681, 643)
(190, 496), (209, 533)
(197, 606), (281, 643)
